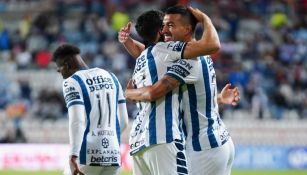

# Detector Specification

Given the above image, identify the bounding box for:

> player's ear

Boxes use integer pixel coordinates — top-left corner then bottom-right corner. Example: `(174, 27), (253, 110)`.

(65, 62), (70, 69)
(65, 56), (75, 69)
(63, 59), (70, 70)
(185, 25), (192, 35)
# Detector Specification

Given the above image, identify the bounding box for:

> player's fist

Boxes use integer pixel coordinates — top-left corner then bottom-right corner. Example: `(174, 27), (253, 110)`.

(118, 22), (132, 43)
(187, 6), (210, 23)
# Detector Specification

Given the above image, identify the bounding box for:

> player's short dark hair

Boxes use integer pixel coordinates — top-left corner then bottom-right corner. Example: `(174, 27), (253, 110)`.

(52, 44), (80, 62)
(135, 10), (164, 43)
(165, 5), (197, 32)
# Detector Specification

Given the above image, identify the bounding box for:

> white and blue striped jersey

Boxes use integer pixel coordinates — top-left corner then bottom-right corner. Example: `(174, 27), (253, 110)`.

(166, 56), (230, 151)
(129, 41), (186, 155)
(62, 68), (128, 166)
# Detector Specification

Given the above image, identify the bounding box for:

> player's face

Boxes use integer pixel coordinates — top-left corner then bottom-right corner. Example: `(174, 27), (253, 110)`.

(162, 14), (189, 42)
(55, 59), (70, 79)
(158, 30), (165, 42)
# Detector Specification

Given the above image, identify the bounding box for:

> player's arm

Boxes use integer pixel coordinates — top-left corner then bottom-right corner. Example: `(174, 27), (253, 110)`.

(62, 79), (85, 175)
(125, 59), (198, 101)
(217, 83), (240, 106)
(118, 22), (145, 58)
(117, 84), (129, 133)
(69, 155), (84, 175)
(118, 101), (128, 133)
(68, 105), (85, 175)
(183, 7), (221, 59)
(125, 76), (181, 101)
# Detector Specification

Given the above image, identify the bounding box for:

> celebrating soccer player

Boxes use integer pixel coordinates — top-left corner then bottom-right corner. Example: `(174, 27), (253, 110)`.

(119, 6), (239, 175)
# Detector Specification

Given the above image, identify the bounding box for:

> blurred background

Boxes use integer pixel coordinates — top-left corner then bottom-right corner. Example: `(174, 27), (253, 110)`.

(0, 0), (306, 174)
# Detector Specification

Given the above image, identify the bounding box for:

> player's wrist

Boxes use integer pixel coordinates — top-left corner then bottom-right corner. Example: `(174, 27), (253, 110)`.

(217, 94), (222, 104)
(70, 155), (78, 160)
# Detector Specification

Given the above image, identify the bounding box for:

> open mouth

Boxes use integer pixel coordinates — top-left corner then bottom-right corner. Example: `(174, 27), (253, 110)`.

(164, 35), (172, 41)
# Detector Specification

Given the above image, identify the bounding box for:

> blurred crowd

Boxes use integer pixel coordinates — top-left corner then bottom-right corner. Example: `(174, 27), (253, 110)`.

(0, 0), (306, 142)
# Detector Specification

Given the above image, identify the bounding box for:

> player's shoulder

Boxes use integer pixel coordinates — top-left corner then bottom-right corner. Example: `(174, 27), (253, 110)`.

(62, 76), (77, 89)
(91, 67), (111, 75)
(154, 41), (186, 52)
(94, 68), (119, 82)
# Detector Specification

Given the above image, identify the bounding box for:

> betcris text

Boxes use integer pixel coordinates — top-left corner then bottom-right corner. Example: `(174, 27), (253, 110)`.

(86, 76), (114, 92)
(91, 155), (117, 163)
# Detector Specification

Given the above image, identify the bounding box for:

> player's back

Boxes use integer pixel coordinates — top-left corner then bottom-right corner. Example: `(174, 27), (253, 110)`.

(181, 56), (230, 151)
(64, 68), (123, 166)
(129, 41), (186, 154)
(165, 55), (230, 151)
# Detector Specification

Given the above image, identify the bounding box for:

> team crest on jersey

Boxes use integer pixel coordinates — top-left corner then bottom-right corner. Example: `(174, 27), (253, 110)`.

(101, 137), (109, 148)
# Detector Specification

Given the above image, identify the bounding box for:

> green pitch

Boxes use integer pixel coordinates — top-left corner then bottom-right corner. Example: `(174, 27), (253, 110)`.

(1, 170), (307, 175)
(232, 170), (307, 175)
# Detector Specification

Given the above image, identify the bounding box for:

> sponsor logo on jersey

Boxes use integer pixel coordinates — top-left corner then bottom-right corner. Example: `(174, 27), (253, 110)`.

(87, 149), (120, 155)
(220, 130), (230, 141)
(168, 65), (190, 78)
(167, 42), (185, 52)
(64, 92), (80, 103)
(174, 59), (193, 70)
(130, 139), (145, 149)
(64, 86), (75, 93)
(90, 155), (118, 163)
(133, 55), (146, 75)
(85, 76), (114, 92)
(130, 117), (147, 138)
(206, 56), (214, 72)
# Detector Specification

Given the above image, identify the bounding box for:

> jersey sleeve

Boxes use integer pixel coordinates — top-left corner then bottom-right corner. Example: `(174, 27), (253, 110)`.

(117, 80), (128, 133)
(68, 104), (86, 156)
(63, 78), (86, 156)
(153, 41), (187, 62)
(165, 59), (199, 84)
(62, 78), (84, 108)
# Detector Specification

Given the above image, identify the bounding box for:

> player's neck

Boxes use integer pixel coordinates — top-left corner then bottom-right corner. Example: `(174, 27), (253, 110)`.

(77, 64), (89, 71)
(75, 55), (89, 70)
(184, 35), (194, 42)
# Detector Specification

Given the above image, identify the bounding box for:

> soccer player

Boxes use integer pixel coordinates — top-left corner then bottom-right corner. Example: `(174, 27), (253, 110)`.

(53, 44), (128, 175)
(120, 6), (238, 175)
(121, 6), (221, 175)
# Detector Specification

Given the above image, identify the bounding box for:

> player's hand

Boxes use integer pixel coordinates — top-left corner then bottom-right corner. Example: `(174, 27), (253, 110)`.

(219, 83), (240, 106)
(69, 155), (84, 175)
(125, 79), (137, 103)
(126, 79), (134, 90)
(187, 6), (210, 23)
(118, 22), (132, 43)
